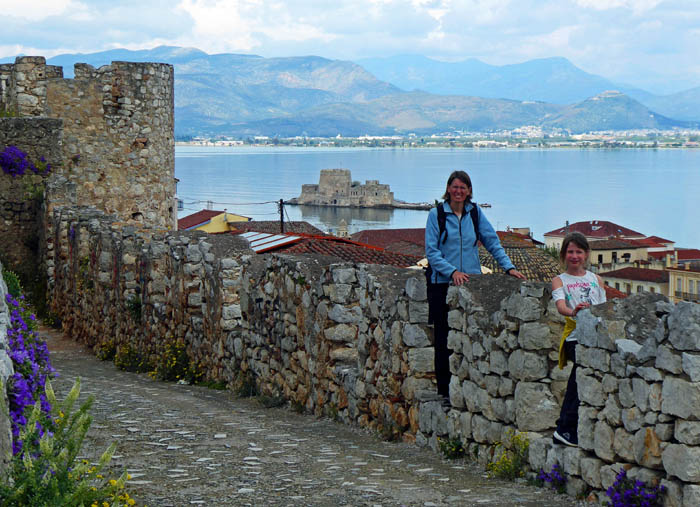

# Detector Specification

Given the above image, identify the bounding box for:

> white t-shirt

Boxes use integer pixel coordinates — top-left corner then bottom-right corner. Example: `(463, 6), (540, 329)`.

(552, 270), (607, 340)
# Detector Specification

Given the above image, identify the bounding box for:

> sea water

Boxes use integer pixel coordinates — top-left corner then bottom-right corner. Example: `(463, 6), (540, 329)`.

(175, 146), (700, 247)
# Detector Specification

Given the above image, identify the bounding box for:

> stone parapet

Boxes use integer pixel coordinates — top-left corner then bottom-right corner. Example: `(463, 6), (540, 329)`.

(48, 204), (700, 504)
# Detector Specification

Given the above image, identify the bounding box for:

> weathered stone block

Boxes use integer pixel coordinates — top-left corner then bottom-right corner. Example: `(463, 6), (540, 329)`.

(328, 304), (362, 323)
(405, 276), (426, 301)
(682, 352), (700, 382)
(675, 421), (700, 445)
(663, 444), (700, 482)
(402, 323), (430, 347)
(661, 377), (700, 419)
(324, 323), (357, 343)
(518, 322), (551, 350)
(668, 302), (700, 351)
(514, 382), (558, 431)
(633, 427), (663, 469)
(508, 349), (548, 381)
(577, 369), (605, 407)
(408, 300), (429, 324)
(579, 456), (603, 488)
(593, 420), (615, 462)
(408, 347), (434, 373)
(504, 294), (541, 322)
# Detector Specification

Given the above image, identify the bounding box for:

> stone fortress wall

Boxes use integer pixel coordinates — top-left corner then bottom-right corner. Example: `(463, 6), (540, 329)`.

(0, 55), (176, 285)
(46, 203), (700, 505)
(297, 168), (394, 207)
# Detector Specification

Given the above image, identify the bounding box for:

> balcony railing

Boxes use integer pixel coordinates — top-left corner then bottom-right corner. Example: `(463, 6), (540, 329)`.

(675, 291), (700, 302)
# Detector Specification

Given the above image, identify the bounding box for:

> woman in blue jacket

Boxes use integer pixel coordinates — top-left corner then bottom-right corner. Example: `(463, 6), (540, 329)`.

(425, 170), (525, 401)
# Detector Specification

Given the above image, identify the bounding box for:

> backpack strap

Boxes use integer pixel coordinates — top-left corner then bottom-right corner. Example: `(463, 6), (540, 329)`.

(469, 203), (480, 247)
(436, 203), (447, 244)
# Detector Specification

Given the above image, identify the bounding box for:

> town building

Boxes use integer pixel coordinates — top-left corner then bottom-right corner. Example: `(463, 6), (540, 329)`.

(667, 264), (700, 303)
(178, 209), (251, 232)
(543, 220), (645, 250)
(599, 267), (669, 296)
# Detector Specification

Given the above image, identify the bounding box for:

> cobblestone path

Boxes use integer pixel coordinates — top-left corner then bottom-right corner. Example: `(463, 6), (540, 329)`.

(45, 330), (580, 507)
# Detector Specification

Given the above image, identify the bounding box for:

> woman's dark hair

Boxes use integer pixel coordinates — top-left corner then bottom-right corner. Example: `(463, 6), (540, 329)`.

(559, 232), (590, 264)
(442, 170), (473, 201)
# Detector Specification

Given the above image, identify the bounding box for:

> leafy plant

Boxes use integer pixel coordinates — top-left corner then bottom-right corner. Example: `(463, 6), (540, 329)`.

(149, 338), (203, 384)
(536, 464), (567, 493)
(125, 295), (141, 321)
(232, 370), (258, 398)
(2, 268), (22, 297)
(4, 293), (54, 454)
(486, 430), (530, 480)
(114, 343), (151, 373)
(438, 436), (466, 459)
(0, 379), (135, 506)
(605, 468), (666, 507)
(96, 339), (117, 362)
(0, 146), (51, 177)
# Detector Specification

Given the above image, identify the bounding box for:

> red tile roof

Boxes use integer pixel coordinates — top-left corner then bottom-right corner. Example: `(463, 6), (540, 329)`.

(236, 227), (421, 268)
(604, 285), (627, 299)
(232, 220), (327, 236)
(350, 228), (425, 256)
(588, 239), (641, 250)
(629, 237), (669, 248)
(599, 267), (669, 283)
(646, 235), (674, 244)
(544, 221), (645, 239)
(178, 209), (224, 230)
(497, 230), (544, 247)
(677, 249), (700, 261)
(279, 237), (422, 268)
(667, 265), (700, 274)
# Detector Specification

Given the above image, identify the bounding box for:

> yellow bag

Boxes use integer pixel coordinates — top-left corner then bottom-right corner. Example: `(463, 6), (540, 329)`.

(558, 317), (577, 369)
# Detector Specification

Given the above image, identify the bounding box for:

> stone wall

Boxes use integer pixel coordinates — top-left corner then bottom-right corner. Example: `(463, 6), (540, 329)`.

(48, 204), (700, 504)
(0, 56), (176, 235)
(0, 118), (63, 272)
(0, 262), (15, 474)
(44, 61), (176, 228)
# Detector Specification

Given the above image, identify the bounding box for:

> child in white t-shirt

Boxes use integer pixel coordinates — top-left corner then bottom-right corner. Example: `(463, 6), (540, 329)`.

(551, 232), (606, 447)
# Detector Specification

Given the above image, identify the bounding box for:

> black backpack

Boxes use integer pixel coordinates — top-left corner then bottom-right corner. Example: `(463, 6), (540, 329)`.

(425, 202), (480, 284)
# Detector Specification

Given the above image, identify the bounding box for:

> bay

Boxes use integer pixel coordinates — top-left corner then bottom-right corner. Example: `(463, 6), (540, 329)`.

(175, 146), (700, 247)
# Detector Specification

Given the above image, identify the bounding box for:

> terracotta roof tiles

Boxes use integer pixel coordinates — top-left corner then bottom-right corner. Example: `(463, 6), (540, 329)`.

(598, 267), (669, 283)
(544, 220), (645, 239)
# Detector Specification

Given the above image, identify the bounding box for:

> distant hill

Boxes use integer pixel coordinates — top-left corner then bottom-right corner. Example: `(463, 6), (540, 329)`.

(357, 55), (700, 121)
(540, 91), (694, 131)
(1, 46), (695, 135)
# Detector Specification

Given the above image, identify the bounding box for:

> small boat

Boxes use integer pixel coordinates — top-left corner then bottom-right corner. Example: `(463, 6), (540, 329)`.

(479, 203), (492, 208)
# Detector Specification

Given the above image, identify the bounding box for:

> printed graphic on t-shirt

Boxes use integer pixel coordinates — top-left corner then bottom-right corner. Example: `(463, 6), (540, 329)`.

(565, 280), (599, 305)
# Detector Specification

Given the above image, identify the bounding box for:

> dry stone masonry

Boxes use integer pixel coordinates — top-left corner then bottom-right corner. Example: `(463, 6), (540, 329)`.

(0, 265), (14, 472)
(45, 204), (700, 504)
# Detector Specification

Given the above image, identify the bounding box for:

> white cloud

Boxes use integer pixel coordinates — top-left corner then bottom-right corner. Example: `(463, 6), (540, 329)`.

(574, 0), (663, 13)
(0, 0), (90, 21)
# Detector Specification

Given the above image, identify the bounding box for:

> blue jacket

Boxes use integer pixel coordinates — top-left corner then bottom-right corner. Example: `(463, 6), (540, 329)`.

(425, 201), (515, 283)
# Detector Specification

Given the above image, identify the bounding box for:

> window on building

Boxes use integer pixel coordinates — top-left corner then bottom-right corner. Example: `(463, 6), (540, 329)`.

(677, 277), (683, 297)
(637, 285), (643, 293)
(612, 252), (618, 262)
(650, 287), (655, 293)
(625, 283), (631, 294)
(690, 280), (695, 294)
(615, 282), (620, 290)
(598, 254), (603, 263)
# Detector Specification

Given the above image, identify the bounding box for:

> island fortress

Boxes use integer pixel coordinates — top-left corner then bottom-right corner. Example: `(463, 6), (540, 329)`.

(290, 168), (396, 207)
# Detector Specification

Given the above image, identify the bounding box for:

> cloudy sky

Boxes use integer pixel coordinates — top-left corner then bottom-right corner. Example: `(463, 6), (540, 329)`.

(1, 0), (698, 94)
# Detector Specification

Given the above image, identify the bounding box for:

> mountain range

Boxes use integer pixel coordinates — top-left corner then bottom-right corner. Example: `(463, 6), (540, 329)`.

(4, 46), (698, 137)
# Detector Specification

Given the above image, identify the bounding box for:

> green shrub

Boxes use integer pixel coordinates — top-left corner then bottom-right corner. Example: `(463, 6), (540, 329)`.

(486, 430), (530, 480)
(96, 339), (117, 362)
(232, 370), (258, 398)
(125, 295), (141, 321)
(0, 378), (136, 506)
(149, 338), (203, 384)
(438, 436), (466, 459)
(2, 268), (22, 298)
(114, 343), (151, 373)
